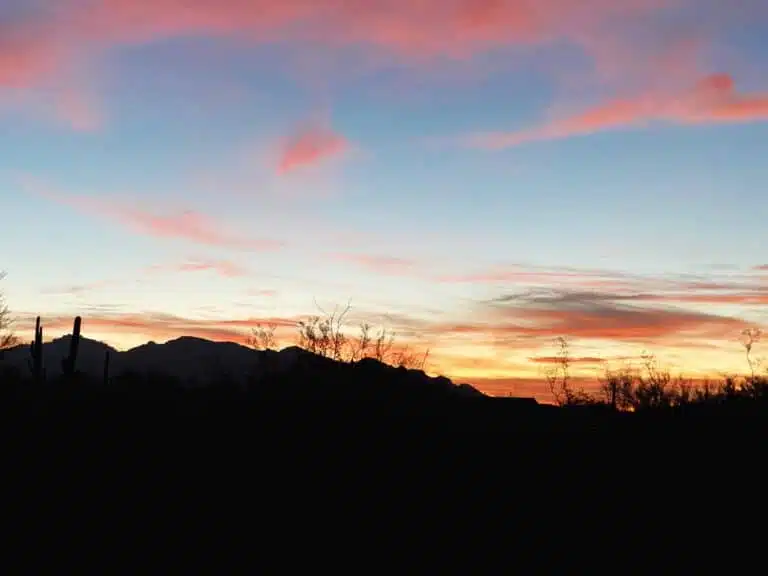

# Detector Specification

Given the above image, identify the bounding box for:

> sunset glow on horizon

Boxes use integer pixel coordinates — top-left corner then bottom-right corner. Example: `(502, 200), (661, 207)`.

(3, 0), (767, 400)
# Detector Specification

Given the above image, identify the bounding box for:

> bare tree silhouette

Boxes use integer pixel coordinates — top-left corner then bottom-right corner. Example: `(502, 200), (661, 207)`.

(0, 272), (18, 352)
(293, 300), (430, 370)
(544, 337), (569, 405)
(247, 323), (278, 351)
(740, 328), (762, 382)
(297, 300), (352, 361)
(543, 337), (593, 405)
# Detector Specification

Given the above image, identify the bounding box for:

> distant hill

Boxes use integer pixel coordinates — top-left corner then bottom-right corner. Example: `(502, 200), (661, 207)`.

(0, 335), (490, 399)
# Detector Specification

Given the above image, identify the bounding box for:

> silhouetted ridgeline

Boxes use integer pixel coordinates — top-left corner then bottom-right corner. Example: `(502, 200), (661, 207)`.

(1, 327), (765, 569)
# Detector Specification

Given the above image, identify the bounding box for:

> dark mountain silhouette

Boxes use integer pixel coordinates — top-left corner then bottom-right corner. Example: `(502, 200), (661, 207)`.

(1, 332), (763, 570)
(2, 334), (488, 398)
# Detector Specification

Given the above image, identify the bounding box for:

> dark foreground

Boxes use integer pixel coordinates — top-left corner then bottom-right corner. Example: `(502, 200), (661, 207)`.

(1, 370), (764, 571)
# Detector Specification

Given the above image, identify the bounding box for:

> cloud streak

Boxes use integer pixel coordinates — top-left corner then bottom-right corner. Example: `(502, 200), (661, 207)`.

(433, 263), (768, 306)
(30, 182), (285, 251)
(331, 253), (419, 276)
(26, 312), (299, 345)
(488, 293), (747, 342)
(529, 356), (606, 365)
(469, 73), (768, 149)
(149, 259), (249, 278)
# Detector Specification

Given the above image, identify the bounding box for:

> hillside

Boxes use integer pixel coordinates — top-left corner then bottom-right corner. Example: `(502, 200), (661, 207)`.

(1, 334), (488, 398)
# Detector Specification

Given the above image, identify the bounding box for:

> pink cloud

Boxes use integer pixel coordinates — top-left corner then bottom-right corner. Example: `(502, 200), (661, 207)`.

(469, 73), (768, 149)
(116, 208), (267, 248)
(149, 259), (249, 277)
(0, 20), (67, 88)
(66, 1), (673, 56)
(176, 259), (248, 277)
(434, 266), (611, 285)
(247, 289), (277, 298)
(28, 180), (284, 251)
(331, 253), (419, 276)
(0, 1), (700, 90)
(4, 1), (766, 140)
(277, 124), (348, 174)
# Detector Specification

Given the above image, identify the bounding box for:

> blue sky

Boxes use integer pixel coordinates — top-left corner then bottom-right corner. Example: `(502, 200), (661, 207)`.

(2, 1), (767, 398)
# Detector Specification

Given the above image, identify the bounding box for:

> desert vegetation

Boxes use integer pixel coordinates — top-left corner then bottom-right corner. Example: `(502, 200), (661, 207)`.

(1, 273), (766, 411)
(247, 301), (430, 370)
(541, 331), (766, 409)
(1, 273), (764, 570)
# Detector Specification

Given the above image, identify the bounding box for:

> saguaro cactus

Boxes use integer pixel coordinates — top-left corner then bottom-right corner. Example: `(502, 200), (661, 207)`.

(29, 316), (44, 382)
(61, 316), (82, 377)
(103, 350), (110, 385)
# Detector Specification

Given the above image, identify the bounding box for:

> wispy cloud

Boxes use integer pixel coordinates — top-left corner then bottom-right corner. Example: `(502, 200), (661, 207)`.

(247, 289), (277, 298)
(149, 259), (249, 278)
(26, 179), (285, 251)
(529, 356), (606, 365)
(486, 291), (747, 342)
(330, 253), (419, 276)
(433, 264), (619, 287)
(433, 263), (768, 305)
(277, 123), (348, 174)
(39, 280), (115, 296)
(417, 263), (767, 353)
(115, 207), (283, 250)
(468, 73), (768, 149)
(24, 312), (299, 345)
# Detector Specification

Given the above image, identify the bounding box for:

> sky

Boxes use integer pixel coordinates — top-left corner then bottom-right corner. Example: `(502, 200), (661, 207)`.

(2, 0), (767, 399)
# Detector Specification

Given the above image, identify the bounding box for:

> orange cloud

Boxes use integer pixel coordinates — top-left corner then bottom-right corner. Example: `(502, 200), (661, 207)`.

(636, 293), (768, 306)
(466, 376), (575, 399)
(470, 73), (768, 149)
(415, 268), (766, 346)
(529, 356), (606, 365)
(277, 124), (348, 174)
(433, 305), (744, 344)
(28, 312), (299, 345)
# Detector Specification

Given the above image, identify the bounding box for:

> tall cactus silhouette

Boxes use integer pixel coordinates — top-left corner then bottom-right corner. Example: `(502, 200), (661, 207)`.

(61, 316), (82, 377)
(29, 316), (45, 382)
(103, 350), (110, 385)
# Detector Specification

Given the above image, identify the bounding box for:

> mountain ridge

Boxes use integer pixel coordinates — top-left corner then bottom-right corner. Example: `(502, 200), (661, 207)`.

(0, 334), (490, 399)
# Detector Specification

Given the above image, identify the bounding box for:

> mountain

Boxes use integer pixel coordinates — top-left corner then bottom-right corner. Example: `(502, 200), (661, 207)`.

(0, 334), (490, 399)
